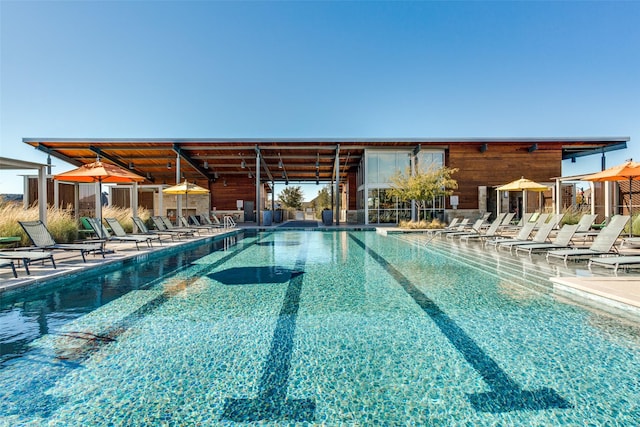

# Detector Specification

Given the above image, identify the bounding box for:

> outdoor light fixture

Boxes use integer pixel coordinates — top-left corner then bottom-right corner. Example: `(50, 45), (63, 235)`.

(479, 143), (488, 153)
(203, 161), (209, 169)
(316, 153), (320, 169)
(241, 159), (246, 168)
(282, 171), (286, 179)
(528, 143), (538, 153)
(167, 161), (172, 169)
(146, 172), (152, 179)
(223, 178), (227, 187)
(181, 172), (185, 179)
(248, 172), (253, 179)
(213, 172), (218, 179)
(129, 162), (135, 169)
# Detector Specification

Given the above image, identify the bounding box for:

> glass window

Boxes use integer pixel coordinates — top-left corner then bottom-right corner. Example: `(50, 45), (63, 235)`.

(417, 151), (444, 173)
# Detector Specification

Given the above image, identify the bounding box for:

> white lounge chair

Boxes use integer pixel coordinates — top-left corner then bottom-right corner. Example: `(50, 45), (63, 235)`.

(458, 213), (507, 243)
(485, 221), (537, 249)
(495, 220), (556, 252)
(588, 255), (640, 274)
(514, 224), (579, 256)
(546, 215), (630, 264)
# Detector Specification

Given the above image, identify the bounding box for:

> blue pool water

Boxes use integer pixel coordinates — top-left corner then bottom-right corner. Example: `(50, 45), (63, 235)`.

(1, 230), (639, 425)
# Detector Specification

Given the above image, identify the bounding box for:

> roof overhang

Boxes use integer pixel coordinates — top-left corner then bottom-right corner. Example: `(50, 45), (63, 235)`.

(0, 156), (47, 170)
(22, 137), (629, 185)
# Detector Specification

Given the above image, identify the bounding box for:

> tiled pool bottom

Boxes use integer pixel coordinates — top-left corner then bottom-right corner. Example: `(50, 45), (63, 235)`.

(1, 231), (639, 425)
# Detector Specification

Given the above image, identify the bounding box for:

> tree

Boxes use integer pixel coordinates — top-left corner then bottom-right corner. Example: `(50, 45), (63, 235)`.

(312, 185), (332, 219)
(388, 165), (459, 220)
(278, 186), (304, 209)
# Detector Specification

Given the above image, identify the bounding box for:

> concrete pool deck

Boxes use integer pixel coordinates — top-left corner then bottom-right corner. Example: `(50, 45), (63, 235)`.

(2, 223), (640, 321)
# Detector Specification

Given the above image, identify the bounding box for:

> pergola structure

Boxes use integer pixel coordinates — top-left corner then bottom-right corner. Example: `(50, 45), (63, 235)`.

(0, 157), (49, 225)
(22, 137), (629, 225)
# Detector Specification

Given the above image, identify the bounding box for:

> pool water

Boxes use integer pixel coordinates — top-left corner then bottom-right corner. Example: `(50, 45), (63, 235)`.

(1, 230), (639, 425)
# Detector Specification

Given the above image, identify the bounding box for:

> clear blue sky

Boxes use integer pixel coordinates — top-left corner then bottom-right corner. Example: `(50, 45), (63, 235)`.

(1, 1), (638, 199)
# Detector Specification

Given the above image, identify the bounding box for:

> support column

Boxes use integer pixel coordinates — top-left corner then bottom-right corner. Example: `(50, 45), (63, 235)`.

(132, 182), (139, 219)
(256, 150), (261, 225)
(589, 181), (595, 216)
(334, 145), (340, 225)
(605, 181), (611, 220)
(38, 166), (48, 226)
(554, 179), (561, 216)
(175, 153), (181, 223)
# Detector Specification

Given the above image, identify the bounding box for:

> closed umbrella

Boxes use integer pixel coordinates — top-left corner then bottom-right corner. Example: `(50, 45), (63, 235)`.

(162, 180), (210, 218)
(54, 159), (144, 223)
(583, 160), (640, 237)
(496, 177), (549, 216)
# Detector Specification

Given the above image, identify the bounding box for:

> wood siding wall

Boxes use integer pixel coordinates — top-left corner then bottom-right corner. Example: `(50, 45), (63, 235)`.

(447, 143), (562, 210)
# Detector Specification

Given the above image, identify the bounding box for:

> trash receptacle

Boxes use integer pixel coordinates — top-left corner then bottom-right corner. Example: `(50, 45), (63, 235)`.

(321, 209), (333, 226)
(274, 209), (283, 223)
(262, 210), (273, 226)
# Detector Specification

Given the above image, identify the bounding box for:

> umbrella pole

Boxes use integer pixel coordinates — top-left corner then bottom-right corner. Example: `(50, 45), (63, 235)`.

(630, 177), (633, 237)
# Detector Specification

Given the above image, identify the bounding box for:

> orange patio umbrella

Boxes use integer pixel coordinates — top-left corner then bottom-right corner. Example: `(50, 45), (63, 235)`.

(583, 160), (640, 236)
(54, 160), (145, 222)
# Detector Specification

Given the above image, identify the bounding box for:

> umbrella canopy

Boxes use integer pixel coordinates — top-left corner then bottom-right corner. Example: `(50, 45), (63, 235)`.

(54, 160), (144, 223)
(496, 177), (549, 192)
(496, 177), (549, 217)
(54, 160), (145, 184)
(583, 160), (640, 236)
(162, 180), (210, 218)
(162, 180), (210, 196)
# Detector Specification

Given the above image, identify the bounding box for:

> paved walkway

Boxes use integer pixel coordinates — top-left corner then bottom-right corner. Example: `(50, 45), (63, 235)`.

(0, 228), (239, 293)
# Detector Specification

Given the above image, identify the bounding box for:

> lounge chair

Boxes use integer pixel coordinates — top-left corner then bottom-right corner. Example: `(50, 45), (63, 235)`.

(0, 250), (56, 275)
(0, 259), (17, 278)
(179, 216), (217, 233)
(18, 220), (105, 262)
(430, 218), (471, 237)
(445, 219), (485, 239)
(459, 213), (507, 243)
(588, 255), (640, 274)
(86, 217), (152, 250)
(132, 217), (177, 241)
(159, 216), (200, 235)
(572, 214), (599, 242)
(514, 224), (579, 256)
(150, 216), (196, 238)
(426, 217), (462, 236)
(494, 220), (556, 252)
(546, 215), (630, 264)
(485, 221), (537, 249)
(104, 217), (161, 247)
(191, 215), (223, 230)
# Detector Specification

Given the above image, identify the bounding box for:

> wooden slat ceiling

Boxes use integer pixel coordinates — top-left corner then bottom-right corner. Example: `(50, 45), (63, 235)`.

(23, 137), (628, 186)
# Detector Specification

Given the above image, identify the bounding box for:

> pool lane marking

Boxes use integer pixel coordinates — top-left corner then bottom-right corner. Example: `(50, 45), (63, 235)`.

(223, 234), (315, 422)
(349, 233), (571, 413)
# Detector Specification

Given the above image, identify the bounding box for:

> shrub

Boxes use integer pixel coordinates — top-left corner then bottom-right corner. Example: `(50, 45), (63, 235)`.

(399, 219), (444, 229)
(0, 200), (78, 244)
(0, 197), (151, 244)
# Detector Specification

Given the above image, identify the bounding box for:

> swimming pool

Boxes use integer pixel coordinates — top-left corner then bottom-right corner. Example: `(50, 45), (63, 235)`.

(1, 230), (639, 425)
